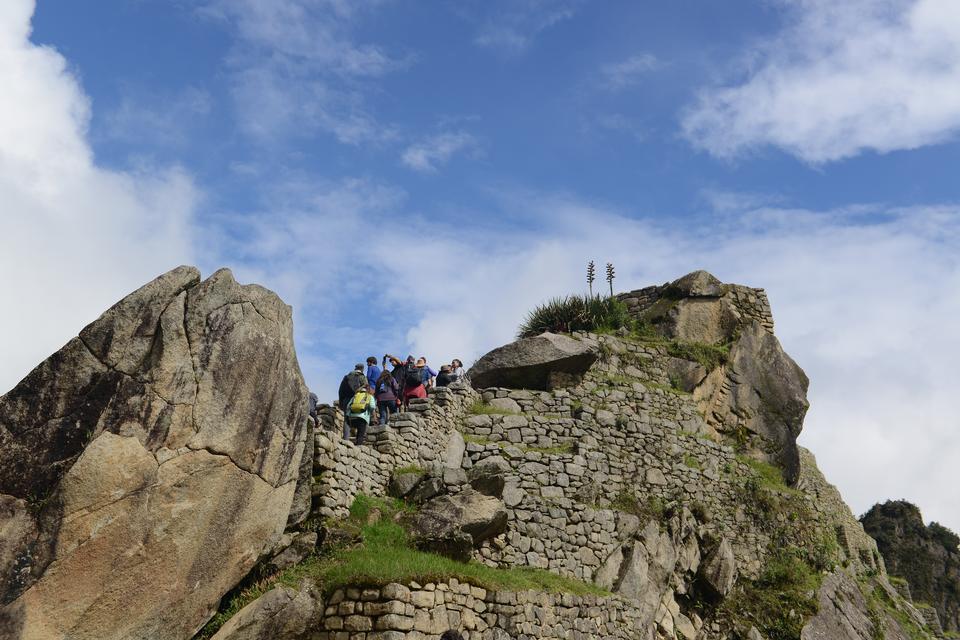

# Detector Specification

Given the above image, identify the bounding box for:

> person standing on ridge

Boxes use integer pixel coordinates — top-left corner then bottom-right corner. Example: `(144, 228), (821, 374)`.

(365, 356), (381, 390)
(338, 364), (367, 438)
(435, 365), (455, 388)
(401, 356), (426, 408)
(374, 369), (400, 425)
(419, 356), (437, 391)
(450, 359), (465, 382)
(345, 384), (376, 445)
(383, 354), (406, 386)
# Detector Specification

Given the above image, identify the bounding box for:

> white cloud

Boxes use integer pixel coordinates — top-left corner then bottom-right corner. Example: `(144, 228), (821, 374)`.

(234, 180), (960, 536)
(200, 0), (405, 144)
(0, 0), (197, 394)
(682, 0), (960, 162)
(470, 0), (583, 54)
(400, 131), (479, 173)
(600, 53), (659, 90)
(103, 86), (212, 147)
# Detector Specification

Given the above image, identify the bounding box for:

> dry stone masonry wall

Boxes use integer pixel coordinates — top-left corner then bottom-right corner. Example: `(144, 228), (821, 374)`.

(618, 281), (774, 334)
(311, 580), (657, 640)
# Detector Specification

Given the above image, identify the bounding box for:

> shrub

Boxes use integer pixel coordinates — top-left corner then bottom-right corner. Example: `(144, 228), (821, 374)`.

(518, 295), (629, 338)
(719, 549), (821, 640)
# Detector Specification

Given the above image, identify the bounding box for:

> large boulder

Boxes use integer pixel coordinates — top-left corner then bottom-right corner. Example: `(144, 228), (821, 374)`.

(468, 332), (597, 391)
(209, 584), (322, 640)
(633, 271), (809, 485)
(695, 323), (809, 484)
(407, 489), (508, 561)
(0, 267), (308, 640)
(697, 537), (737, 600)
(801, 573), (929, 640)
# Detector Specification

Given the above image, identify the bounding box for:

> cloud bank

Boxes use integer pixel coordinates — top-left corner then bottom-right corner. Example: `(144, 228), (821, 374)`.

(0, 0), (197, 394)
(683, 0), (960, 162)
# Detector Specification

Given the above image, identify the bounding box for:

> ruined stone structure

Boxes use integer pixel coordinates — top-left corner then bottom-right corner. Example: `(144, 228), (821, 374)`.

(0, 268), (941, 640)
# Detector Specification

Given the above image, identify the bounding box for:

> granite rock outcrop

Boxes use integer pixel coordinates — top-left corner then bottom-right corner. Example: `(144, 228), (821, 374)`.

(0, 267), (308, 640)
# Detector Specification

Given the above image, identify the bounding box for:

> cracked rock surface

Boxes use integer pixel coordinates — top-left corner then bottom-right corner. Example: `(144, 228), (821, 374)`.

(0, 266), (308, 640)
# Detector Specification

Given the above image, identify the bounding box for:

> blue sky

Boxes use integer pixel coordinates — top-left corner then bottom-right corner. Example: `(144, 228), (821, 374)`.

(3, 0), (960, 532)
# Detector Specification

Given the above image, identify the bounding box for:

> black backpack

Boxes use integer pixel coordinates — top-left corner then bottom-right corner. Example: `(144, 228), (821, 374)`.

(347, 370), (366, 393)
(404, 365), (422, 388)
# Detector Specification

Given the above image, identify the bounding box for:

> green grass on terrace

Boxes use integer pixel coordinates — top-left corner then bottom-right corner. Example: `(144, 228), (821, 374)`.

(316, 495), (603, 596)
(198, 494), (604, 638)
(468, 401), (520, 416)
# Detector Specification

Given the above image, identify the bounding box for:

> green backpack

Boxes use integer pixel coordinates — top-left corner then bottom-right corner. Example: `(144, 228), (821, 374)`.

(349, 390), (370, 413)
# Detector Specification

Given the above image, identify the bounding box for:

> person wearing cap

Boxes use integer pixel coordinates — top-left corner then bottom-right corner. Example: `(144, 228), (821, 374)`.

(435, 365), (455, 388)
(338, 364), (366, 439)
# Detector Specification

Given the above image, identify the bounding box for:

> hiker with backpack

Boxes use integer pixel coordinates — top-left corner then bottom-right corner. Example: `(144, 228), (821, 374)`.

(338, 364), (367, 439)
(401, 357), (426, 408)
(345, 384), (377, 445)
(374, 369), (400, 425)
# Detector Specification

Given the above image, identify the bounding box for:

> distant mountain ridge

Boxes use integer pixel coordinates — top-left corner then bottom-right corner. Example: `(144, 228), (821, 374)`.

(862, 500), (960, 634)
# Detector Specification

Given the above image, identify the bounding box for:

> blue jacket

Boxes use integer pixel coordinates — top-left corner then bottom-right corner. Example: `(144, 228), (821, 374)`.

(366, 365), (382, 389)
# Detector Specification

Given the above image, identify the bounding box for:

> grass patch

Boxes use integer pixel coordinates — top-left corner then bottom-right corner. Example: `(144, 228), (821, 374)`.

(666, 340), (730, 372)
(737, 455), (789, 491)
(683, 455), (701, 470)
(610, 490), (668, 521)
(862, 578), (930, 640)
(468, 401), (519, 416)
(311, 495), (605, 597)
(719, 549), (822, 640)
(393, 464), (424, 475)
(518, 295), (629, 338)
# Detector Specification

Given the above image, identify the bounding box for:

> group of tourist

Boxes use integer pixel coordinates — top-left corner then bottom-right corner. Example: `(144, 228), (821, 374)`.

(336, 354), (466, 445)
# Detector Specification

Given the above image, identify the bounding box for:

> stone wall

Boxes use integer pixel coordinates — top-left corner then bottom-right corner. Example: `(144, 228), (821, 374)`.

(459, 333), (771, 580)
(618, 282), (774, 333)
(310, 580), (654, 640)
(313, 385), (477, 520)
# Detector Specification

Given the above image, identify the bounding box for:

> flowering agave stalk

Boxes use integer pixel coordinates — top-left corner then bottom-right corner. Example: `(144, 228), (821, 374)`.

(587, 261), (596, 298)
(606, 262), (615, 297)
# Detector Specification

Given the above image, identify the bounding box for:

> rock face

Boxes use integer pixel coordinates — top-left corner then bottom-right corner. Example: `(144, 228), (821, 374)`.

(621, 270), (809, 484)
(862, 500), (960, 632)
(802, 571), (927, 640)
(407, 490), (508, 561)
(209, 584), (322, 640)
(468, 332), (598, 391)
(0, 267), (308, 640)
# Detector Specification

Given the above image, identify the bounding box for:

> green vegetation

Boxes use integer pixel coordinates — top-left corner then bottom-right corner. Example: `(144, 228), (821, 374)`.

(719, 549), (822, 640)
(862, 577), (930, 640)
(393, 463), (425, 475)
(683, 455), (701, 470)
(318, 496), (603, 596)
(665, 340), (730, 372)
(610, 490), (668, 521)
(737, 456), (790, 491)
(199, 494), (605, 637)
(468, 401), (519, 416)
(518, 295), (629, 338)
